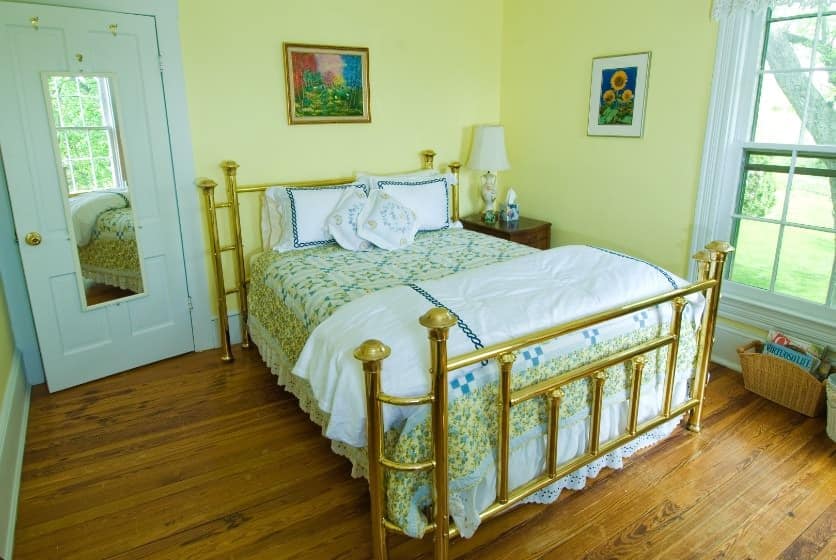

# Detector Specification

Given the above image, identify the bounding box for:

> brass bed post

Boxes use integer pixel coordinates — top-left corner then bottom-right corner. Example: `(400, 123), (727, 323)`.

(662, 297), (687, 416)
(687, 241), (733, 433)
(448, 162), (461, 223)
(354, 340), (392, 560)
(221, 160), (251, 349)
(197, 179), (233, 362)
(497, 352), (514, 503)
(419, 308), (457, 560)
(421, 149), (436, 170)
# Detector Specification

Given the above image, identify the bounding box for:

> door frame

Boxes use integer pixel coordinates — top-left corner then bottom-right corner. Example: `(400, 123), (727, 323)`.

(0, 0), (216, 386)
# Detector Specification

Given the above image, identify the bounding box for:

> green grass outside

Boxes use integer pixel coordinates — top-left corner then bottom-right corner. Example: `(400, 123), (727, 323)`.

(731, 175), (835, 304)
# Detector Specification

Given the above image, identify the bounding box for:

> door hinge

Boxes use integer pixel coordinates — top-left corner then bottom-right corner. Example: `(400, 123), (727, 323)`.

(158, 55), (164, 72)
(187, 296), (193, 311)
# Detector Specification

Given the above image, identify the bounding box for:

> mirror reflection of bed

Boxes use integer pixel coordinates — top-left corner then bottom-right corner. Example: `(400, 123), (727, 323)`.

(50, 75), (146, 308)
(69, 188), (145, 307)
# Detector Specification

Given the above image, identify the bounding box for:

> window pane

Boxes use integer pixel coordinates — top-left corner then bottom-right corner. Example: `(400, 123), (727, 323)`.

(77, 76), (100, 98)
(801, 70), (835, 145)
(72, 159), (93, 190)
(93, 158), (115, 187)
(812, 15), (835, 69)
(57, 76), (78, 97)
(88, 130), (111, 158)
(63, 130), (89, 159)
(787, 174), (836, 229)
(771, 6), (820, 18)
(738, 169), (787, 219)
(59, 95), (83, 127)
(774, 227), (835, 303)
(753, 71), (804, 143)
(730, 219), (780, 290)
(748, 152), (793, 167)
(765, 17), (816, 70)
(81, 97), (104, 126)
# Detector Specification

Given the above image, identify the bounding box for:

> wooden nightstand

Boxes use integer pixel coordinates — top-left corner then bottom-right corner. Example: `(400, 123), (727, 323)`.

(460, 214), (551, 249)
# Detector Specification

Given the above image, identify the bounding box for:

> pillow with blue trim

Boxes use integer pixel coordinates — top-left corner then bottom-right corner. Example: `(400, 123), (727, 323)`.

(262, 182), (368, 252)
(374, 174), (458, 231)
(328, 188), (373, 251)
(356, 190), (418, 250)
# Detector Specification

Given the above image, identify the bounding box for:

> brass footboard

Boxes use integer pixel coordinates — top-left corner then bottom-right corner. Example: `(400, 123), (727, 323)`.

(354, 241), (733, 560)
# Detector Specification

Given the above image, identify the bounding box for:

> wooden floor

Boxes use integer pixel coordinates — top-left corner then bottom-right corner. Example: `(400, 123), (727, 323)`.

(14, 348), (836, 560)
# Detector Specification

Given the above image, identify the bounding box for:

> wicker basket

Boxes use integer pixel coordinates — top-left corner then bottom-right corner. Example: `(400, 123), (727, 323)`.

(737, 341), (826, 417)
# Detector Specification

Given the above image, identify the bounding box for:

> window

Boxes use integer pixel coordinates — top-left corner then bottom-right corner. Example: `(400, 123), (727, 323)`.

(47, 75), (125, 194)
(693, 1), (835, 343)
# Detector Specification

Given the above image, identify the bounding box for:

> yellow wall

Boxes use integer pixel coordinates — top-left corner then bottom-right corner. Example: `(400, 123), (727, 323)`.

(500, 0), (717, 276)
(179, 0), (504, 224)
(0, 276), (14, 393)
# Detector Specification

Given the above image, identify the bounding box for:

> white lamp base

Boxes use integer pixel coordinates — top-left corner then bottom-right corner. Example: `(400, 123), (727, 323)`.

(480, 170), (497, 218)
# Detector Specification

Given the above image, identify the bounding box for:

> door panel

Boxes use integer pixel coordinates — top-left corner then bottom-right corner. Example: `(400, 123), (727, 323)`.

(0, 2), (194, 391)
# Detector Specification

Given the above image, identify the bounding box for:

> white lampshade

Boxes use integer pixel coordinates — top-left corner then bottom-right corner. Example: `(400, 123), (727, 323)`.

(468, 125), (511, 171)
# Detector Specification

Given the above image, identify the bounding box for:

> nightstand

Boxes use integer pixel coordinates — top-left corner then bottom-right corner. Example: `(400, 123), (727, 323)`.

(460, 214), (551, 249)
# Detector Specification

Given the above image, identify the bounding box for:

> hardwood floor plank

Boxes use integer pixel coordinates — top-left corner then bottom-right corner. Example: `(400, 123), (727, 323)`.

(13, 350), (835, 559)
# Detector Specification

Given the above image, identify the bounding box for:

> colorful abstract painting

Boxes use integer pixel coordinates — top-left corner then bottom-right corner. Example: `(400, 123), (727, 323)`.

(587, 53), (650, 137)
(284, 43), (370, 124)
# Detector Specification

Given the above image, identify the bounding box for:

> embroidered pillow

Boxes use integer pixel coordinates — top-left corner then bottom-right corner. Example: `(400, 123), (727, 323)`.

(262, 182), (368, 252)
(328, 189), (373, 252)
(356, 190), (418, 250)
(374, 174), (456, 231)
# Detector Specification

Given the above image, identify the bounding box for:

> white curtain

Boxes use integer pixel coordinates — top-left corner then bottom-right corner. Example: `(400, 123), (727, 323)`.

(712, 0), (830, 20)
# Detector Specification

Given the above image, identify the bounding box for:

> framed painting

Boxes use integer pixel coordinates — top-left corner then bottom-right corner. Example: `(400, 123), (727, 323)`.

(283, 43), (371, 124)
(587, 52), (650, 137)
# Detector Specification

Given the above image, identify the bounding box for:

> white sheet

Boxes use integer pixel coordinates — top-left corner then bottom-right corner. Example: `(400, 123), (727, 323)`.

(293, 244), (704, 448)
(68, 189), (129, 246)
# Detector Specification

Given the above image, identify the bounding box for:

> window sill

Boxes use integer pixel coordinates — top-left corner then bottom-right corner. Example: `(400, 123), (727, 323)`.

(719, 290), (836, 349)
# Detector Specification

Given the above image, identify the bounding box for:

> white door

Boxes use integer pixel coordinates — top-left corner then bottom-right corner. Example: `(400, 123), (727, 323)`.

(0, 2), (194, 391)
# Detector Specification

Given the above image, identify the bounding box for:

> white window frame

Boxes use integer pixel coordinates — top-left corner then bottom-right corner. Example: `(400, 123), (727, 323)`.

(49, 75), (125, 193)
(692, 7), (836, 348)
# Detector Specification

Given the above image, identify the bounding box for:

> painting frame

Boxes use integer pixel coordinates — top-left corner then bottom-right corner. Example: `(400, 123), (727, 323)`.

(587, 52), (650, 137)
(283, 42), (371, 125)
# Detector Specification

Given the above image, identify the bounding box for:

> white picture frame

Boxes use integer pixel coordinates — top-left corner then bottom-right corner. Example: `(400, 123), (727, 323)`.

(587, 52), (651, 137)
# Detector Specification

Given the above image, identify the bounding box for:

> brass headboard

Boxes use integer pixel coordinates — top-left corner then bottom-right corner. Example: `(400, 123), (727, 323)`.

(197, 149), (462, 362)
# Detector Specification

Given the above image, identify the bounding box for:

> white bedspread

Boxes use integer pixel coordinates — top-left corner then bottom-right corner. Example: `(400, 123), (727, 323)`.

(68, 189), (129, 246)
(293, 244), (704, 448)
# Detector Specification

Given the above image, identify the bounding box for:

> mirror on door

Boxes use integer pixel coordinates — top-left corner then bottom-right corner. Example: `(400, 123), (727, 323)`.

(44, 74), (145, 307)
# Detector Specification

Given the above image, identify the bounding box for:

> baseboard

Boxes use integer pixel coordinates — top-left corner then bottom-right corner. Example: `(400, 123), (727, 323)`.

(712, 320), (763, 373)
(0, 352), (30, 560)
(205, 312), (243, 349)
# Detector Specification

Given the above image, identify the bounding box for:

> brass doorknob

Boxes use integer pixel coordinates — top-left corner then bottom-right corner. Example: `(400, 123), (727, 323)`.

(24, 231), (42, 246)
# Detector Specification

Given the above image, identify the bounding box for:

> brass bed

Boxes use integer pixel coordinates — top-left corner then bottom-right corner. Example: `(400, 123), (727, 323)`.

(197, 149), (732, 559)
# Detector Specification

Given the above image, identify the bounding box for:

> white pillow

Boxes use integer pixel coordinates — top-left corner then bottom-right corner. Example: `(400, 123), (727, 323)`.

(356, 168), (439, 192)
(328, 188), (373, 251)
(261, 192), (283, 251)
(357, 190), (418, 250)
(374, 174), (454, 231)
(263, 182), (368, 252)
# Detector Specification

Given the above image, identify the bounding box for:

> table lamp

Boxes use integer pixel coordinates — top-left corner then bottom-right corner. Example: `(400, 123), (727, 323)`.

(467, 125), (510, 222)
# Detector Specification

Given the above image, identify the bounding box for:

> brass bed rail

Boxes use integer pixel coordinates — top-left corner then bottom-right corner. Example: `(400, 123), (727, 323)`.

(197, 149), (458, 362)
(354, 241), (732, 559)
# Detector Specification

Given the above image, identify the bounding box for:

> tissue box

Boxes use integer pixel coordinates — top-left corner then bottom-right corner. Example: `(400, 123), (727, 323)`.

(500, 203), (519, 223)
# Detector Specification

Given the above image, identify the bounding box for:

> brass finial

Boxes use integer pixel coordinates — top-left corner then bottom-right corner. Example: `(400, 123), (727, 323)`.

(419, 308), (457, 330)
(220, 160), (240, 175)
(197, 178), (218, 190)
(353, 339), (392, 362)
(705, 240), (734, 254)
(550, 388), (565, 400)
(421, 149), (436, 170)
(632, 355), (647, 368)
(498, 352), (516, 366)
(692, 249), (711, 263)
(448, 161), (461, 172)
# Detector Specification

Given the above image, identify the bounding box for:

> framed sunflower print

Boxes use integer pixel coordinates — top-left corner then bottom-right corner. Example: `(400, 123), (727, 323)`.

(283, 43), (371, 124)
(587, 52), (650, 137)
